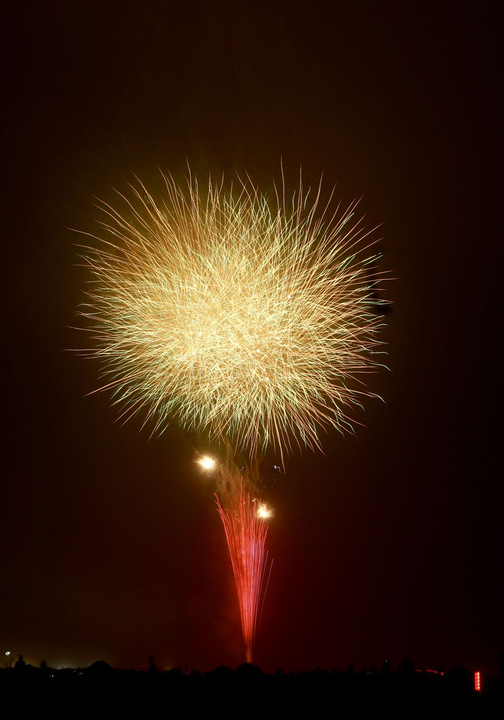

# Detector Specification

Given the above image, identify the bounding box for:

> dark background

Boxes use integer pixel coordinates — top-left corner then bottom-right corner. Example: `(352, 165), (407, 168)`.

(2, 1), (502, 673)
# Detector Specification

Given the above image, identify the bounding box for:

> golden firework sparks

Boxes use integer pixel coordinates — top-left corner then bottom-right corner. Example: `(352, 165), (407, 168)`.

(77, 170), (387, 457)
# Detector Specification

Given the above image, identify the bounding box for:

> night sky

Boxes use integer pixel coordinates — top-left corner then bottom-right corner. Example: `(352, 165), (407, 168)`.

(2, 1), (502, 674)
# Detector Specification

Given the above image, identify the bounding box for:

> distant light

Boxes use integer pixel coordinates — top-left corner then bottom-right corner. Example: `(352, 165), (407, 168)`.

(198, 455), (216, 471)
(474, 671), (481, 692)
(5, 651), (10, 656)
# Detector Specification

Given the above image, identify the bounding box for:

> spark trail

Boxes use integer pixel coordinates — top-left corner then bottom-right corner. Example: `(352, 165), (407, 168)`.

(198, 451), (273, 663)
(215, 474), (272, 664)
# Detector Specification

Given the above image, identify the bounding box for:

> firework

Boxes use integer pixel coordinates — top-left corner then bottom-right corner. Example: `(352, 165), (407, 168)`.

(78, 169), (388, 663)
(77, 170), (386, 459)
(204, 457), (272, 663)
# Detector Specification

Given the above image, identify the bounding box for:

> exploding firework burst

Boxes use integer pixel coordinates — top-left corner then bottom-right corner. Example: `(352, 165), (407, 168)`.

(77, 170), (386, 459)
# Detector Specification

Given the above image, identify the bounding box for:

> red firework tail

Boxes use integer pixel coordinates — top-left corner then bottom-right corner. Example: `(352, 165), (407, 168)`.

(216, 480), (271, 663)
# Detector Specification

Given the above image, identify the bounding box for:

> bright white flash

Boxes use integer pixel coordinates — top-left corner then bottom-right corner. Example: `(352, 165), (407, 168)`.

(256, 503), (273, 520)
(198, 455), (216, 471)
